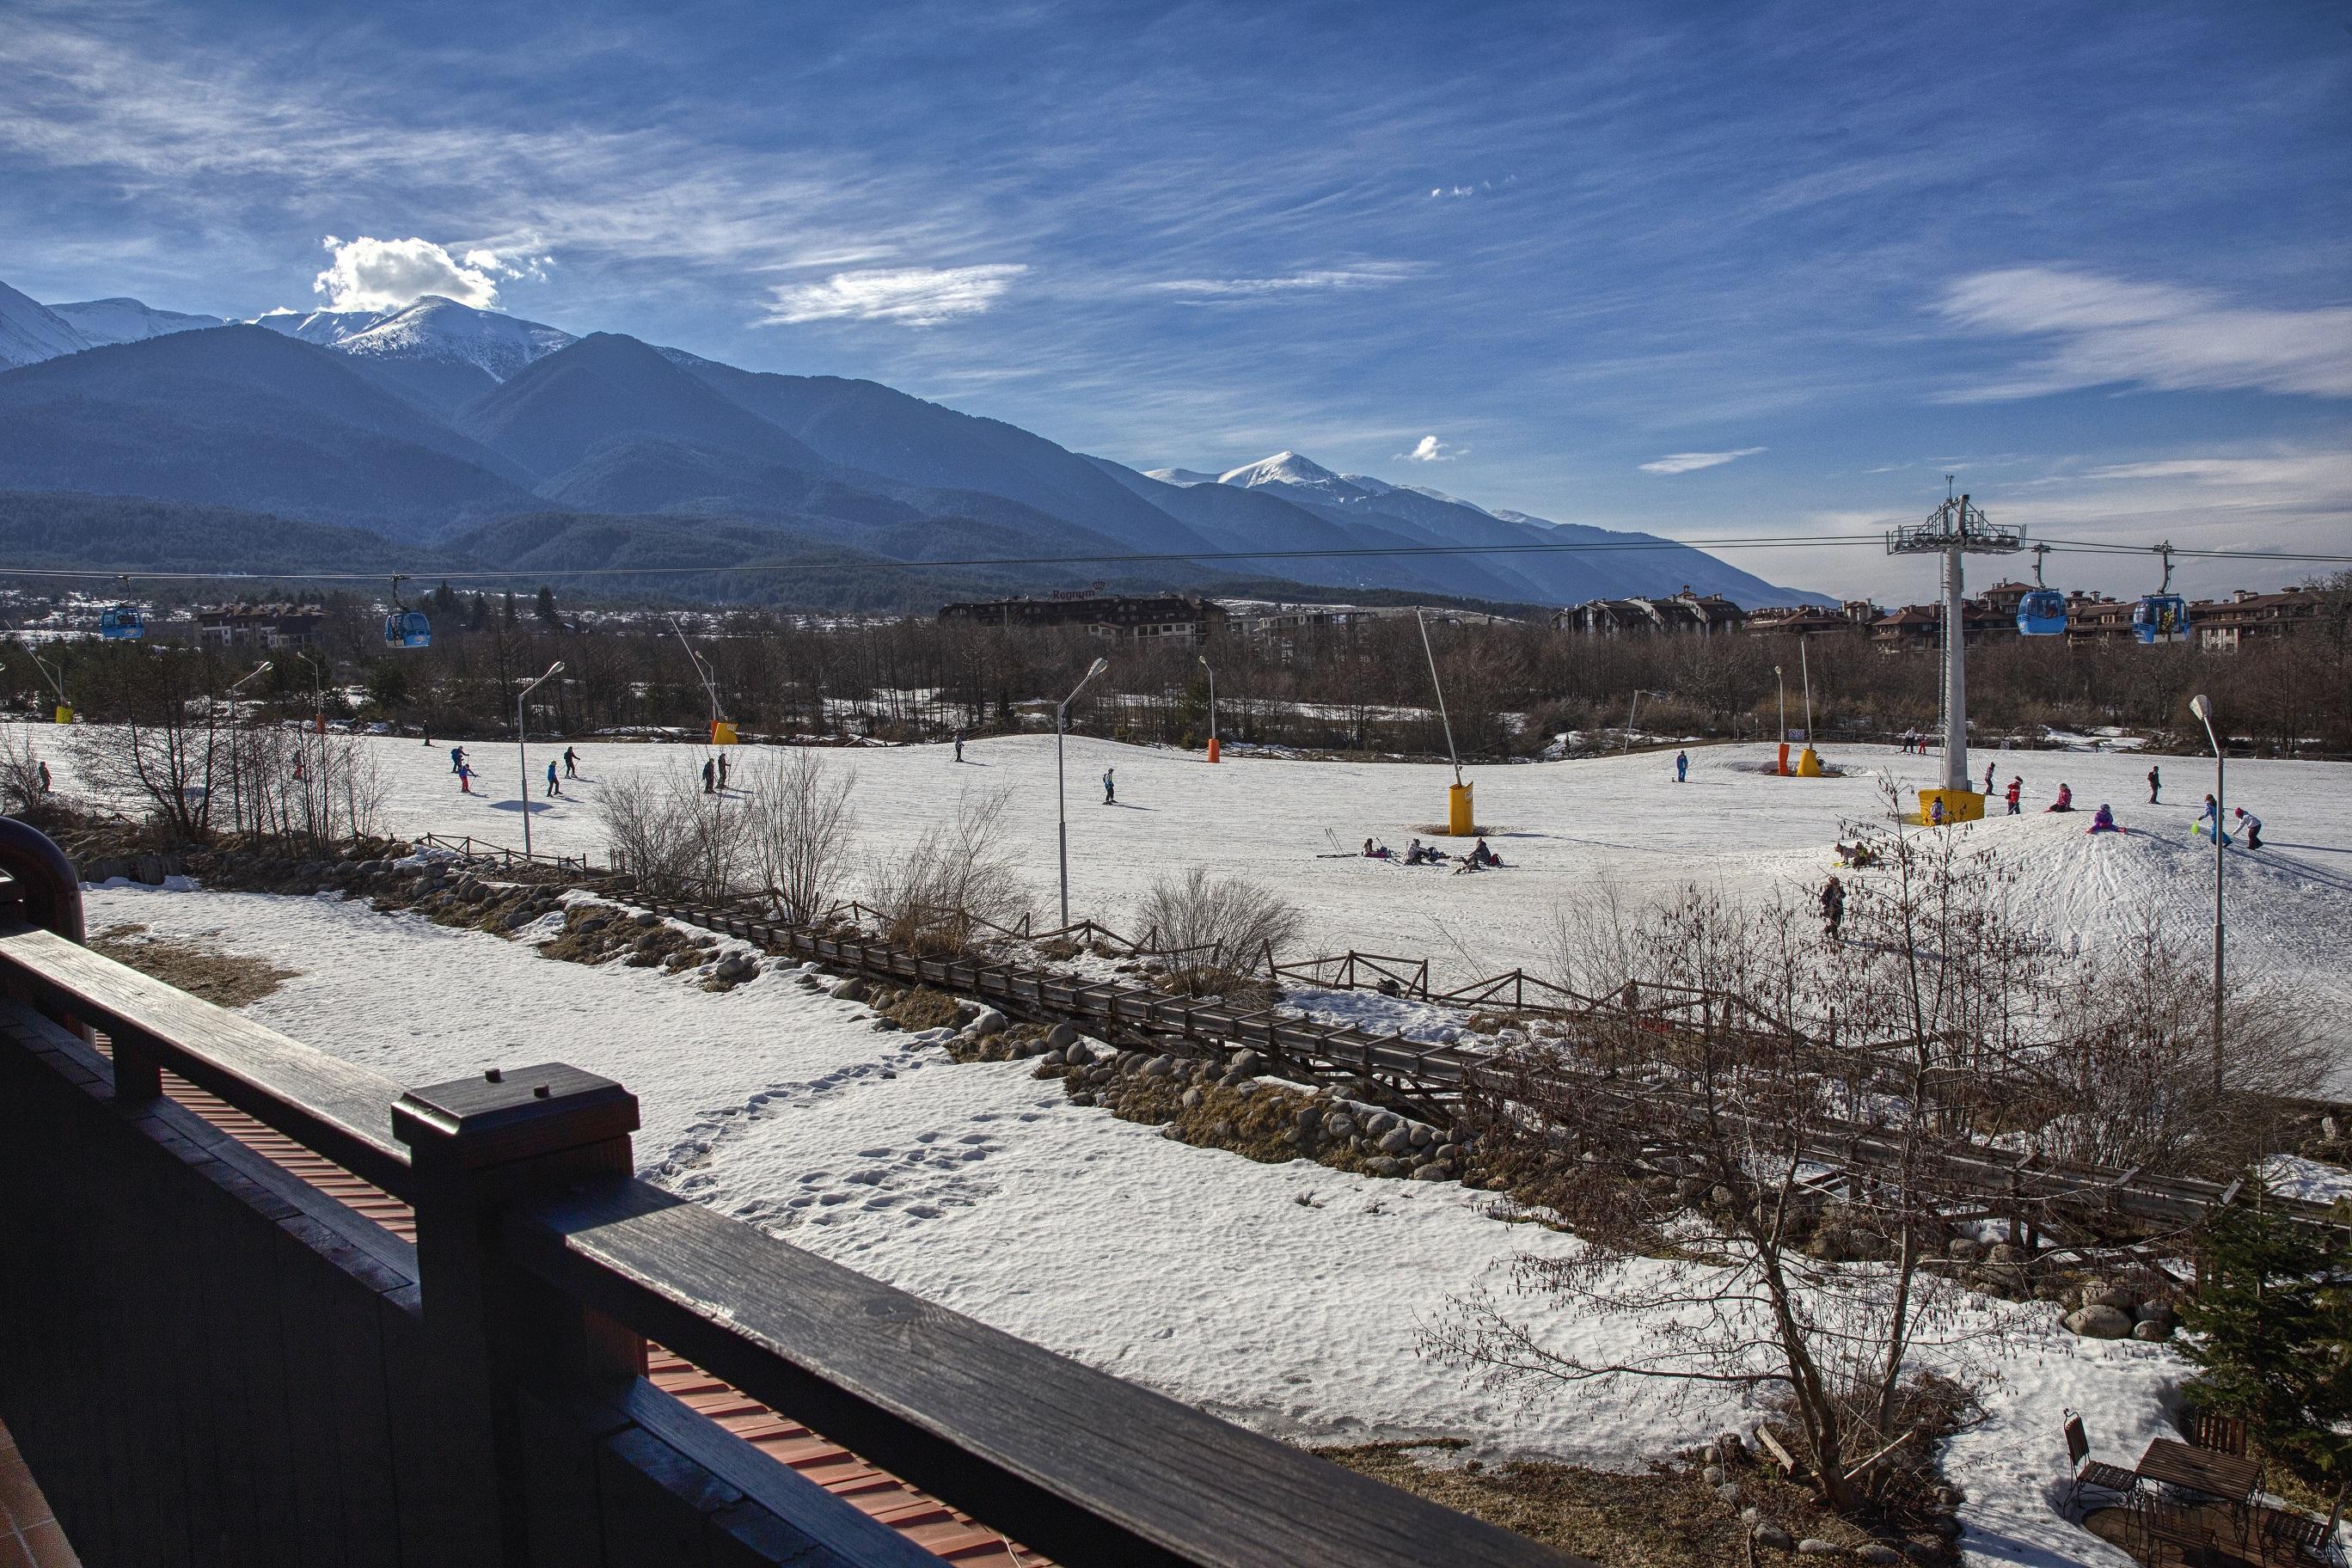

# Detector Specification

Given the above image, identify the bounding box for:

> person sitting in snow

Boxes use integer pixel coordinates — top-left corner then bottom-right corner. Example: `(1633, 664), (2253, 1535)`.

(1361, 838), (1390, 860)
(2087, 803), (2120, 835)
(2046, 783), (2073, 813)
(2194, 793), (2231, 843)
(2233, 805), (2263, 849)
(1405, 837), (1428, 865)
(1469, 836), (1502, 867)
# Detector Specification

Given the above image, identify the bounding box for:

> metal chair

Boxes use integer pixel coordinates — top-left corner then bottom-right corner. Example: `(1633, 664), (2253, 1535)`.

(2064, 1408), (2141, 1510)
(2260, 1489), (2346, 1566)
(2143, 1498), (2220, 1566)
(2190, 1410), (2250, 1457)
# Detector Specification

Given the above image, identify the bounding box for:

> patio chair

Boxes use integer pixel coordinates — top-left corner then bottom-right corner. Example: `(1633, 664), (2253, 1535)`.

(2190, 1410), (2250, 1457)
(2143, 1498), (2220, 1567)
(2065, 1408), (2141, 1510)
(2260, 1488), (2346, 1566)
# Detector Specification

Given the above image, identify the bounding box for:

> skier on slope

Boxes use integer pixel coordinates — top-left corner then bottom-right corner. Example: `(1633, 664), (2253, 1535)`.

(2233, 805), (2263, 849)
(449, 744), (465, 775)
(1983, 761), (1995, 796)
(701, 757), (716, 794)
(456, 760), (475, 795)
(953, 731), (965, 763)
(546, 760), (560, 798)
(563, 746), (579, 779)
(1675, 750), (1687, 783)
(2087, 804), (2121, 835)
(2147, 764), (2160, 804)
(1103, 767), (1115, 805)
(2005, 776), (2022, 815)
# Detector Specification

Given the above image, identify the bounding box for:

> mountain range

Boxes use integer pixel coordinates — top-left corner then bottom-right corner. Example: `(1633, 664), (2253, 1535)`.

(0, 276), (1822, 610)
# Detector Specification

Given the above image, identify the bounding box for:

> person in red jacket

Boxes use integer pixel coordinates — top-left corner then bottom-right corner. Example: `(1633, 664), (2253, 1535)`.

(2004, 777), (2022, 815)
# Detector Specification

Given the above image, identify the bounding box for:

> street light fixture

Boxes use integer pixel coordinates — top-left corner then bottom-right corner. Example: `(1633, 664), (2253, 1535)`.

(518, 661), (564, 860)
(1057, 657), (1109, 927)
(2189, 693), (2224, 1089)
(1622, 689), (1667, 755)
(294, 651), (325, 734)
(1197, 653), (1218, 761)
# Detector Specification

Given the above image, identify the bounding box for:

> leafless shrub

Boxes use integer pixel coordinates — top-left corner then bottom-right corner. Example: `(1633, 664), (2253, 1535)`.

(866, 785), (1027, 953)
(744, 747), (860, 924)
(596, 770), (749, 900)
(0, 727), (46, 814)
(1133, 866), (1306, 973)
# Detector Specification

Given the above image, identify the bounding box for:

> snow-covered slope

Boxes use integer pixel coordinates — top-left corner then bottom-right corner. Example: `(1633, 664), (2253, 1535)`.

(0, 279), (95, 368)
(1217, 450), (1374, 501)
(47, 297), (224, 346)
(1140, 466), (1224, 487)
(334, 296), (575, 378)
(250, 296), (573, 377)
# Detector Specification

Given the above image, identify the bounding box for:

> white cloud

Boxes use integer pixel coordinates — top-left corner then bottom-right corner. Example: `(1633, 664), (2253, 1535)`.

(1935, 267), (2352, 401)
(1399, 435), (1463, 462)
(1148, 268), (1408, 301)
(758, 265), (1025, 326)
(312, 235), (548, 311)
(1639, 446), (1765, 475)
(1430, 185), (1474, 198)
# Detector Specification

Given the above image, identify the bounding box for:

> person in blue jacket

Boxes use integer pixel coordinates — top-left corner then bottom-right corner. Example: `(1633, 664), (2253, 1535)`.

(545, 760), (561, 798)
(1103, 767), (1116, 805)
(2194, 793), (2231, 844)
(1675, 750), (1688, 783)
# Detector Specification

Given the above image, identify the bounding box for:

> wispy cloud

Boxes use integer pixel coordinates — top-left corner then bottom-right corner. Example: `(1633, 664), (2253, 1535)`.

(757, 264), (1026, 326)
(1639, 447), (1764, 475)
(1398, 435), (1463, 462)
(1147, 267), (1410, 302)
(312, 235), (548, 311)
(1934, 267), (2352, 401)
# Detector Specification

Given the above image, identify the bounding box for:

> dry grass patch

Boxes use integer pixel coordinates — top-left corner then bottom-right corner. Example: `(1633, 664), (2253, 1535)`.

(90, 922), (298, 1008)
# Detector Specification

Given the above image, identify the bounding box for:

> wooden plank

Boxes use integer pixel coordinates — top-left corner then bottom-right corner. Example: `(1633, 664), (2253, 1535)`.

(511, 1178), (1583, 1568)
(0, 925), (413, 1194)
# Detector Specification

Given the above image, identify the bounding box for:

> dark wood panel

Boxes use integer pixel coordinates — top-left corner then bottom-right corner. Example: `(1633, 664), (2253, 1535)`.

(515, 1179), (1583, 1568)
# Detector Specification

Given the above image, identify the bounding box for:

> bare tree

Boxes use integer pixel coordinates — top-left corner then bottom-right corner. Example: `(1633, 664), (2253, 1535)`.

(745, 747), (860, 923)
(1133, 867), (1306, 971)
(595, 769), (749, 900)
(866, 784), (1027, 952)
(0, 726), (46, 814)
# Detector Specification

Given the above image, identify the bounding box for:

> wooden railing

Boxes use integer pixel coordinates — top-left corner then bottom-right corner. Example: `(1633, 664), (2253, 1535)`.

(0, 820), (1581, 1568)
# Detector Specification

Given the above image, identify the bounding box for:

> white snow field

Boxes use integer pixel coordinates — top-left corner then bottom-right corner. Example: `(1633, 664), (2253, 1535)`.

(87, 879), (2189, 1568)
(32, 725), (2352, 1565)
(28, 726), (2352, 1072)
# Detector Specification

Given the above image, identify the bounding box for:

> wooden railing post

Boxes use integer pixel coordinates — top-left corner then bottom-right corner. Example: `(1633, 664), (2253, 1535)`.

(393, 1063), (644, 1566)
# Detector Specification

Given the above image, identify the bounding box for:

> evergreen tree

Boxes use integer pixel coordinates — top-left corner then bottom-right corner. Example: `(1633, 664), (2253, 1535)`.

(432, 580), (459, 617)
(2180, 1187), (2352, 1490)
(467, 594), (490, 633)
(502, 590), (519, 627)
(536, 585), (559, 627)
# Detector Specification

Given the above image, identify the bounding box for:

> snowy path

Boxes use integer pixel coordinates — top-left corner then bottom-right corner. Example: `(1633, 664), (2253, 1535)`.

(89, 881), (2183, 1566)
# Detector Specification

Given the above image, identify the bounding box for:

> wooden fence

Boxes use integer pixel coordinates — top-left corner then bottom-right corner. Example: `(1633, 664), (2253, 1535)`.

(0, 819), (1580, 1568)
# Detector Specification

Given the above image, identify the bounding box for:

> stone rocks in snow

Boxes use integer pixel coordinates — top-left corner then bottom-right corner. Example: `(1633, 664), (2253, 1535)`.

(830, 977), (870, 1002)
(1045, 1021), (1079, 1050)
(1796, 1540), (1842, 1557)
(2064, 1305), (2135, 1339)
(967, 1008), (1008, 1038)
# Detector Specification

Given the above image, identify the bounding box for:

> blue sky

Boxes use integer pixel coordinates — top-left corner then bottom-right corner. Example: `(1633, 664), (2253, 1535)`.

(3, 0), (2347, 600)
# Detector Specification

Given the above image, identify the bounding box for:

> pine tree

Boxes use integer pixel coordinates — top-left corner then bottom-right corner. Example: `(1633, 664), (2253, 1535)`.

(2179, 1187), (2352, 1490)
(536, 585), (559, 627)
(502, 590), (519, 627)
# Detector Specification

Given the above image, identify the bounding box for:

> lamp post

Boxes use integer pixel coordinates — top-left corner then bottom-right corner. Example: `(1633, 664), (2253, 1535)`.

(518, 661), (564, 860)
(1197, 653), (1217, 760)
(1623, 689), (1665, 755)
(1774, 664), (1786, 743)
(2190, 693), (2224, 1089)
(29, 652), (69, 721)
(218, 660), (271, 834)
(295, 651), (325, 734)
(1799, 635), (1815, 739)
(1057, 657), (1109, 928)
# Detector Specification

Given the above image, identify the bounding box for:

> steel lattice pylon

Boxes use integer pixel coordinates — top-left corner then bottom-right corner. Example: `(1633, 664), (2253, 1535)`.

(1887, 491), (2023, 798)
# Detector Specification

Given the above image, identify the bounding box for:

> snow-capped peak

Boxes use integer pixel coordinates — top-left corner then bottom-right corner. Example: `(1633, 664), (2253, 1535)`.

(1216, 451), (1381, 502)
(248, 296), (574, 381)
(46, 297), (224, 346)
(1142, 467), (1223, 487)
(333, 297), (575, 379)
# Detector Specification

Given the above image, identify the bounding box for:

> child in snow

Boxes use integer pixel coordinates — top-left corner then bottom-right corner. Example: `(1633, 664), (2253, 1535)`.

(1983, 762), (1995, 796)
(1469, 837), (1502, 867)
(2233, 806), (2263, 849)
(1405, 838), (1428, 865)
(2005, 777), (2022, 814)
(2147, 765), (2160, 804)
(1928, 797), (1946, 825)
(1675, 750), (1687, 783)
(2087, 804), (2120, 834)
(1103, 767), (1116, 805)
(2046, 784), (2073, 813)
(2194, 794), (2231, 844)
(1820, 875), (1845, 940)
(563, 746), (578, 778)
(545, 760), (560, 798)
(36, 761), (49, 793)
(701, 757), (716, 794)
(456, 761), (475, 794)
(953, 732), (965, 763)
